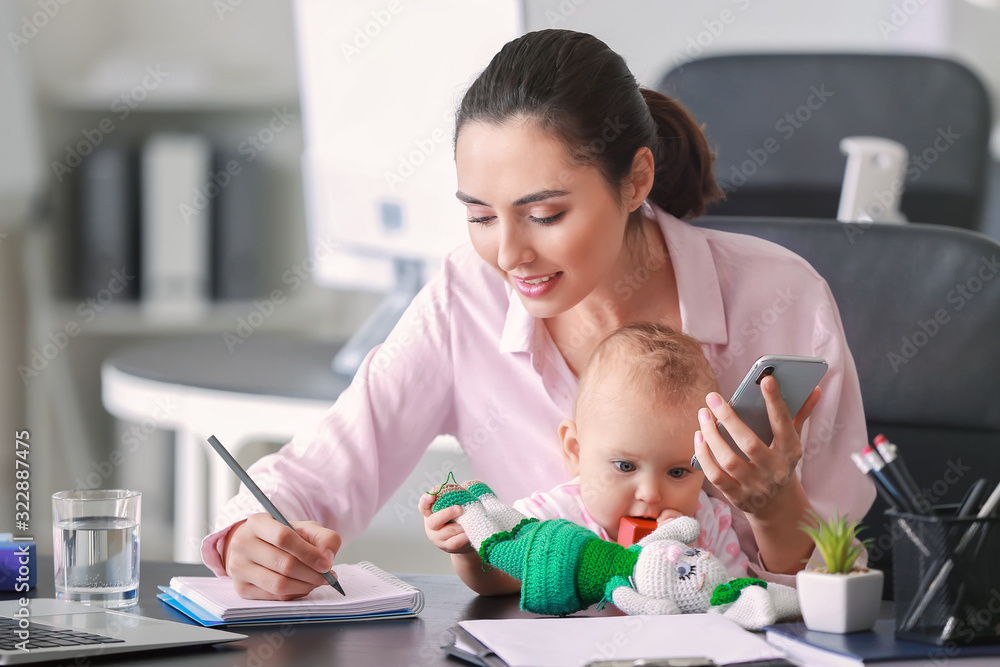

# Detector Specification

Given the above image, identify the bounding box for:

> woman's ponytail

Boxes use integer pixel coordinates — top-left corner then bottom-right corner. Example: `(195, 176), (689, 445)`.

(640, 88), (723, 220)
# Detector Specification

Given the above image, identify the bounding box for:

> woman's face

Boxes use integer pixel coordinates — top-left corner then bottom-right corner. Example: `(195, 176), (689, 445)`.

(455, 120), (632, 319)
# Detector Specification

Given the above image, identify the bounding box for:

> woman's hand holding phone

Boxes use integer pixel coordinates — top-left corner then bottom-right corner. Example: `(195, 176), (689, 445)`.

(693, 373), (821, 517)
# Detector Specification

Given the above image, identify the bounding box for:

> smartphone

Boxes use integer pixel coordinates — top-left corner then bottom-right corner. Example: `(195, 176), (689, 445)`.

(691, 355), (828, 469)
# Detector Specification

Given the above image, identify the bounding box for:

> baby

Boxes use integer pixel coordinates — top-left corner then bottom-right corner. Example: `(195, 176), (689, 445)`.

(420, 322), (749, 596)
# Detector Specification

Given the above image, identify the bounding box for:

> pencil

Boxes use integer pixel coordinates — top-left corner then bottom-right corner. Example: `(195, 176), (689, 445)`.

(207, 434), (345, 596)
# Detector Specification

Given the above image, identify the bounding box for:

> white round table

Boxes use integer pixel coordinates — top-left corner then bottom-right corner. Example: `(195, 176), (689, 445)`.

(101, 334), (351, 562)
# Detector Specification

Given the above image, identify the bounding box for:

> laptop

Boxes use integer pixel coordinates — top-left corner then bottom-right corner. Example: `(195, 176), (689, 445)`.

(0, 598), (246, 665)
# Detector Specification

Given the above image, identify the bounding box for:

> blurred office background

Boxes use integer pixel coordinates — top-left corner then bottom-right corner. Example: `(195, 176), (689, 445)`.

(1, 0), (999, 572)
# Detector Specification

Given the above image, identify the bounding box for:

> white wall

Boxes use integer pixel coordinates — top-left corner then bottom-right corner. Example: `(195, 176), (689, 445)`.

(951, 1), (1000, 155)
(521, 0), (998, 154)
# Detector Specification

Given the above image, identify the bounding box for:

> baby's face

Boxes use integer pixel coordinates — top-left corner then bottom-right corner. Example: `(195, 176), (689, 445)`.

(568, 381), (706, 541)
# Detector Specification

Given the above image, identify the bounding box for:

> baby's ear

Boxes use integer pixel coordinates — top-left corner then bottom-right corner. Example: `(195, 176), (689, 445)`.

(639, 516), (700, 546)
(559, 419), (581, 474)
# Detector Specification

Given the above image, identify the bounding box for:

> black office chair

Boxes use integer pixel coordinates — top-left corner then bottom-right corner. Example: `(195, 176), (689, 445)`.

(661, 54), (993, 230)
(695, 216), (1000, 597)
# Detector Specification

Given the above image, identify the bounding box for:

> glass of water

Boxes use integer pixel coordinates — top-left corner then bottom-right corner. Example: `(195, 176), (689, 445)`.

(52, 489), (141, 609)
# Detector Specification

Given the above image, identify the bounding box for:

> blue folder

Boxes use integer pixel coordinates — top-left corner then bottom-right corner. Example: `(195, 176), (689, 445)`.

(157, 586), (416, 627)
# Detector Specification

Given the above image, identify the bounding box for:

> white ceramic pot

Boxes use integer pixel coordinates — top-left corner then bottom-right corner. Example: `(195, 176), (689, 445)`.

(796, 568), (884, 633)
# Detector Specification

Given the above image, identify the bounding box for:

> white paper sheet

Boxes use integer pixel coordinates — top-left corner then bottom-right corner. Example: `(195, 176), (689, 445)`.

(460, 614), (787, 667)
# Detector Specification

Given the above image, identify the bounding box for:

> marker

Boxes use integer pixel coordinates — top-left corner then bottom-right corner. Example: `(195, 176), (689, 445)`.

(873, 435), (932, 515)
(861, 445), (914, 513)
(851, 452), (899, 510)
(854, 451), (931, 558)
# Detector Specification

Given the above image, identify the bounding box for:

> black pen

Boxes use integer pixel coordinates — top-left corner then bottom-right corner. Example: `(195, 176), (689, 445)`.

(207, 434), (345, 595)
(902, 479), (1000, 632)
(938, 478), (991, 640)
(956, 478), (988, 517)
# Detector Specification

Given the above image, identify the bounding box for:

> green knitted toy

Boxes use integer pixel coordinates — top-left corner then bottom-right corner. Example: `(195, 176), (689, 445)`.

(432, 480), (800, 630)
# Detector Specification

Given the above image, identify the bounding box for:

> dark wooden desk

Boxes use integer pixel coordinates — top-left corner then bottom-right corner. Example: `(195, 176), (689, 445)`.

(4, 560), (593, 666)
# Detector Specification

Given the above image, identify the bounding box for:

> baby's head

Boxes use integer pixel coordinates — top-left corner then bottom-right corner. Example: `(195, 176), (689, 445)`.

(560, 323), (719, 541)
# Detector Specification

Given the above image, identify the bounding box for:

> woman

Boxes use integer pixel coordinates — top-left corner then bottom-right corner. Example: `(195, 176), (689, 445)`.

(205, 29), (874, 600)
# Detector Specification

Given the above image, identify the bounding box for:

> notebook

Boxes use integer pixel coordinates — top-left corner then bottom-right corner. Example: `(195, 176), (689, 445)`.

(158, 561), (424, 627)
(764, 619), (1000, 666)
(0, 598), (245, 665)
(456, 614), (788, 667)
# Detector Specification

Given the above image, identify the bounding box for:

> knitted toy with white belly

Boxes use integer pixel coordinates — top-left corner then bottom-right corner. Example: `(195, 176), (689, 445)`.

(431, 480), (799, 631)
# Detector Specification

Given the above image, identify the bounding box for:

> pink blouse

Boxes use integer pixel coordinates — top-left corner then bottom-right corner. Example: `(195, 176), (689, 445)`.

(202, 206), (876, 586)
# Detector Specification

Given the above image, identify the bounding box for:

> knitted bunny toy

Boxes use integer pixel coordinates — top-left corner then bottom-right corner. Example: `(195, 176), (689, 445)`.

(431, 480), (799, 631)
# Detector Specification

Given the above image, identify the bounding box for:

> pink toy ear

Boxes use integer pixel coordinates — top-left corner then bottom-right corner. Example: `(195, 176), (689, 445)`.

(666, 544), (683, 563)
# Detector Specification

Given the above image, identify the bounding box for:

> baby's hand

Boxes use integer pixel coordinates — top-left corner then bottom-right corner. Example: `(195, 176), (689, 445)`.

(656, 509), (685, 524)
(418, 492), (476, 555)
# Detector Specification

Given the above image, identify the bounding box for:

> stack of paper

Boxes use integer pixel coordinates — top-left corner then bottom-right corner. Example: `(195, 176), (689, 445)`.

(454, 614), (787, 667)
(158, 562), (423, 626)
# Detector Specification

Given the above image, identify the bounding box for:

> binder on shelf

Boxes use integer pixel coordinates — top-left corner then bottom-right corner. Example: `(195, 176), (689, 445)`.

(76, 145), (140, 302)
(211, 148), (262, 301)
(140, 133), (211, 320)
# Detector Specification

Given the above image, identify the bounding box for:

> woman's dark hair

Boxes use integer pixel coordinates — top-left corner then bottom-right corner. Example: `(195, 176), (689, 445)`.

(455, 29), (723, 225)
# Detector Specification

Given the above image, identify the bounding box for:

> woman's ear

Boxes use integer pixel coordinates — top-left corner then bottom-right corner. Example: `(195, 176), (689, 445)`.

(625, 146), (655, 212)
(559, 418), (581, 474)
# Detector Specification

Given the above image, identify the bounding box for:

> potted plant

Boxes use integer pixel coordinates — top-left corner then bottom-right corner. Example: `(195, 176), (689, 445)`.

(796, 510), (883, 633)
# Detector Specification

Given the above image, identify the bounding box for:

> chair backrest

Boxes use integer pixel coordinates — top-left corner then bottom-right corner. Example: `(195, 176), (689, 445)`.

(662, 54), (993, 230)
(694, 216), (1000, 591)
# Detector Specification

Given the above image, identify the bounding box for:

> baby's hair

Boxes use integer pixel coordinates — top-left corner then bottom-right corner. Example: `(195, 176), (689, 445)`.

(576, 323), (719, 415)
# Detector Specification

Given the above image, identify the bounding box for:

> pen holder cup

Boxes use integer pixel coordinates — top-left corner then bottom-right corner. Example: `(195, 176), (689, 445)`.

(888, 508), (1000, 646)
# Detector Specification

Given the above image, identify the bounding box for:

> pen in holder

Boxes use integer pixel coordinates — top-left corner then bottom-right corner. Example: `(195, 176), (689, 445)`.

(888, 507), (1000, 646)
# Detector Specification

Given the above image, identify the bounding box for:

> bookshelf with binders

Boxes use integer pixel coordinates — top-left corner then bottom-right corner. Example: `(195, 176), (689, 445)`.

(18, 2), (385, 562)
(73, 134), (268, 319)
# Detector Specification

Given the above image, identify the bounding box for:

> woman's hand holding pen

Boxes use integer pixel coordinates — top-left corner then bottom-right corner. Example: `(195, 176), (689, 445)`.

(694, 375), (821, 574)
(222, 513), (343, 601)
